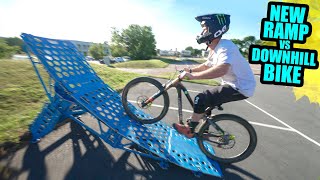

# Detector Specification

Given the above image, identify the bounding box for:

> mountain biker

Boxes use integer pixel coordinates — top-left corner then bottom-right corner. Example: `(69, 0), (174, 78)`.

(173, 14), (256, 138)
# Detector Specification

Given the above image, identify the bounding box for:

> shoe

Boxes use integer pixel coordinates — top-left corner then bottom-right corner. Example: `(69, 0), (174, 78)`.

(173, 123), (195, 138)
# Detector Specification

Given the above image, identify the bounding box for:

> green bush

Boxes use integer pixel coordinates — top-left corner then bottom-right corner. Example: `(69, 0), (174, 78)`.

(0, 39), (19, 59)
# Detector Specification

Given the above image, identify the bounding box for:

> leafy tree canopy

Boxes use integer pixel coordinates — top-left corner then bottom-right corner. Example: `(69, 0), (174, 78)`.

(231, 36), (261, 58)
(0, 39), (19, 59)
(89, 43), (107, 60)
(185, 46), (202, 56)
(110, 25), (157, 60)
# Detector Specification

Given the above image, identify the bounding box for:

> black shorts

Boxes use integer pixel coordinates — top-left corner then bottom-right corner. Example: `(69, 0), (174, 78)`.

(193, 84), (248, 113)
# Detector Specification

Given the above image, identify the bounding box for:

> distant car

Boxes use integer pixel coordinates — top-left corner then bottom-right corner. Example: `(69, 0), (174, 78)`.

(85, 56), (94, 61)
(122, 56), (131, 61)
(113, 57), (124, 63)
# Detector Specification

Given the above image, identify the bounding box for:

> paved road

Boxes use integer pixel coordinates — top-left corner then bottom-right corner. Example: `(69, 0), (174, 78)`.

(1, 76), (320, 180)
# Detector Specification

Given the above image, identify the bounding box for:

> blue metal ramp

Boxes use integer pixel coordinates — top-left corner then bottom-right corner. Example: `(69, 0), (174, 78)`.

(21, 33), (222, 178)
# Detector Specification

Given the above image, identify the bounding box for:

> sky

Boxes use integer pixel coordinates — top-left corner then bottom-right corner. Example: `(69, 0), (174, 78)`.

(0, 0), (269, 51)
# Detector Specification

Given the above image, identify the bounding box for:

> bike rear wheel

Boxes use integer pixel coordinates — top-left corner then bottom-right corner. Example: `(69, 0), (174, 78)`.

(197, 114), (257, 164)
(121, 77), (170, 124)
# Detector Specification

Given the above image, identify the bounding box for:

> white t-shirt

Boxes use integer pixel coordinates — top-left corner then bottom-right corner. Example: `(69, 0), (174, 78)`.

(204, 39), (256, 97)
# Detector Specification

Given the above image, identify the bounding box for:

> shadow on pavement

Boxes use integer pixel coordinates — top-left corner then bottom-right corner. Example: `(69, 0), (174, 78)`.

(3, 121), (261, 180)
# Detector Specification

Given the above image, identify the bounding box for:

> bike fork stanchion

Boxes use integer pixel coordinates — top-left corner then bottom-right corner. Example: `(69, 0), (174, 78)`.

(176, 86), (184, 124)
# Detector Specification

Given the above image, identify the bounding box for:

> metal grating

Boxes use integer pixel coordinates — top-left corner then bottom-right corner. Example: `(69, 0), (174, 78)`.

(21, 33), (222, 177)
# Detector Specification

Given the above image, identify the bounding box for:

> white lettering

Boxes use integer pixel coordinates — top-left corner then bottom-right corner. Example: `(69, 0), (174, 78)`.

(214, 25), (227, 38)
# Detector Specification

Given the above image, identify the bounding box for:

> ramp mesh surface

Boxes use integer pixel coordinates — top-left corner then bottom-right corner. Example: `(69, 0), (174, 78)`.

(21, 33), (222, 177)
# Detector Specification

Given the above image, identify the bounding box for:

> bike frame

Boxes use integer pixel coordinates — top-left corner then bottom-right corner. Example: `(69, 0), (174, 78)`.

(141, 77), (221, 127)
(167, 78), (194, 124)
(137, 75), (230, 141)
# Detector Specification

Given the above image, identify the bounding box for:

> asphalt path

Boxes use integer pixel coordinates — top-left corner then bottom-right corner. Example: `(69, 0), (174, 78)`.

(1, 75), (320, 180)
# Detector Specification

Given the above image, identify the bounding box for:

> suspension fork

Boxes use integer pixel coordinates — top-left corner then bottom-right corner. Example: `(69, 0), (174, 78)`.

(177, 87), (183, 124)
(141, 89), (164, 107)
(141, 78), (180, 108)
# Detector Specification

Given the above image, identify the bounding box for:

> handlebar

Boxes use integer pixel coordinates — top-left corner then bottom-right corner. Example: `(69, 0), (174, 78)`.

(174, 65), (190, 80)
(178, 70), (187, 81)
(163, 67), (192, 90)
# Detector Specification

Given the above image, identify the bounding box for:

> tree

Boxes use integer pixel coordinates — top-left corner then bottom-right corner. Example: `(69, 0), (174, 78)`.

(0, 37), (23, 54)
(110, 44), (126, 57)
(231, 38), (245, 56)
(0, 39), (19, 59)
(231, 36), (261, 58)
(89, 43), (107, 60)
(193, 49), (202, 57)
(5, 37), (23, 51)
(110, 25), (157, 60)
(242, 36), (257, 56)
(185, 46), (193, 52)
(185, 46), (202, 57)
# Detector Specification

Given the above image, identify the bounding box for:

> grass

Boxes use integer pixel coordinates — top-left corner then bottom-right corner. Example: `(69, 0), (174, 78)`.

(111, 57), (206, 69)
(153, 72), (220, 86)
(90, 63), (141, 91)
(123, 57), (218, 85)
(187, 58), (206, 64)
(112, 59), (169, 69)
(0, 59), (141, 147)
(0, 60), (48, 145)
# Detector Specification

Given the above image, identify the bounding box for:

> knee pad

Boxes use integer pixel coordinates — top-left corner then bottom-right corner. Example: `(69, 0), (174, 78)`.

(193, 93), (206, 113)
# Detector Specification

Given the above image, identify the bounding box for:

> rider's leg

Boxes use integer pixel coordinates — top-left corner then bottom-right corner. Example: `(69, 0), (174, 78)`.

(173, 93), (207, 138)
(188, 92), (207, 132)
(174, 84), (248, 138)
(191, 113), (204, 122)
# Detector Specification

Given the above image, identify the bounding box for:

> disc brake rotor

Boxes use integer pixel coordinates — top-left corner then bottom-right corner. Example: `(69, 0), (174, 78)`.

(217, 134), (236, 149)
(137, 95), (152, 109)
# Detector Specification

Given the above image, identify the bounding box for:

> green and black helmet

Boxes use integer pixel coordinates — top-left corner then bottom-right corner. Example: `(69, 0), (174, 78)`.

(195, 14), (231, 44)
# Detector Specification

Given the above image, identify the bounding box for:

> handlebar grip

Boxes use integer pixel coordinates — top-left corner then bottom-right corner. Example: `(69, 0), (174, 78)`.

(179, 71), (190, 80)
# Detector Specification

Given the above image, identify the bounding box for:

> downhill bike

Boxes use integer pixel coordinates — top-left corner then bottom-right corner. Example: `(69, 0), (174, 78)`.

(121, 70), (257, 164)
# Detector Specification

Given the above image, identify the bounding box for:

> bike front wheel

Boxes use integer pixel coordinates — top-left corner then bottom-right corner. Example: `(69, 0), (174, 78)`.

(197, 114), (257, 164)
(121, 77), (170, 124)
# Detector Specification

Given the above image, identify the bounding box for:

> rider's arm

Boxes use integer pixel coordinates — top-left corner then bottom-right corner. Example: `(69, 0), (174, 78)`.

(186, 63), (210, 73)
(191, 63), (230, 79)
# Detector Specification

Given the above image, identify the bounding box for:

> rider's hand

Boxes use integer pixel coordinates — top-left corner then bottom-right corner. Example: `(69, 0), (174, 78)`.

(179, 71), (194, 80)
(183, 67), (191, 73)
